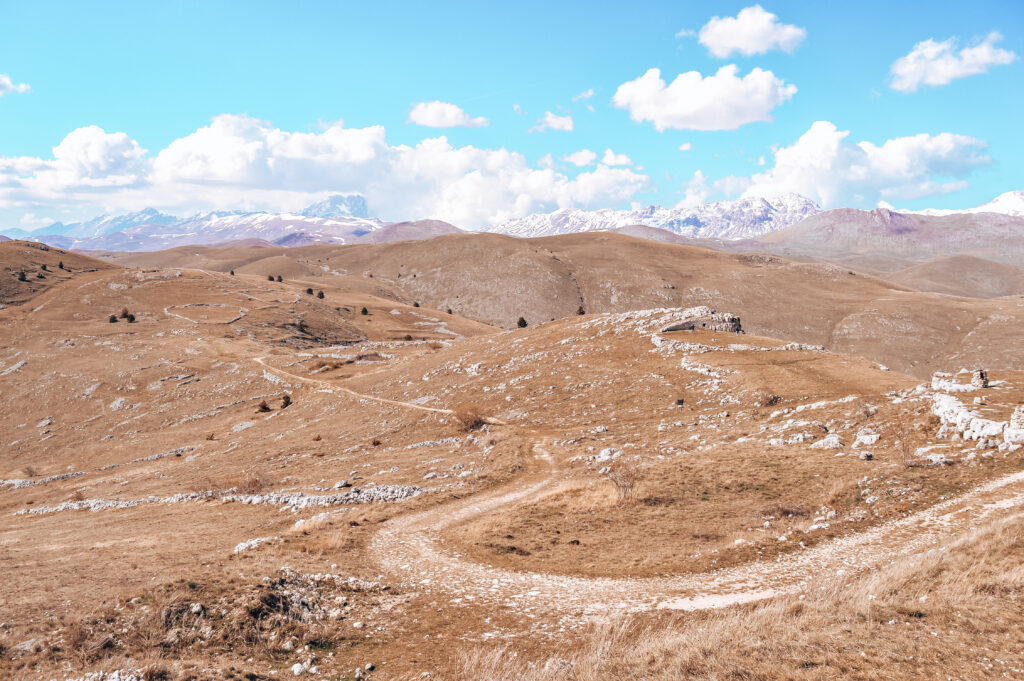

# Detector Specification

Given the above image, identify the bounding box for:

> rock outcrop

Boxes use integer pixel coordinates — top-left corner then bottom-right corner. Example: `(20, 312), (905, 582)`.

(661, 307), (742, 333)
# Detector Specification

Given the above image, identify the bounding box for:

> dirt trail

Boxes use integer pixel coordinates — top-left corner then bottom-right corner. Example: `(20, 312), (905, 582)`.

(253, 356), (508, 421)
(370, 444), (1024, 628)
(255, 353), (1024, 625)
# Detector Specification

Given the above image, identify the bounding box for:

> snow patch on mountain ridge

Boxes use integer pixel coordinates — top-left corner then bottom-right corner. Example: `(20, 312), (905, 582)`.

(489, 193), (821, 239)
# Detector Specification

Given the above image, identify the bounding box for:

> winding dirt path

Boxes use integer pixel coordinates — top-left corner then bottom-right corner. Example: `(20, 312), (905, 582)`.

(370, 446), (1024, 630)
(253, 356), (507, 420)
(255, 354), (1024, 625)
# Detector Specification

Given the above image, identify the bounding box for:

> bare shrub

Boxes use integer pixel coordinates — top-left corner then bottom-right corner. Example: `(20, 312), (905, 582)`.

(606, 464), (640, 503)
(108, 314), (118, 323)
(68, 490), (86, 502)
(236, 472), (273, 494)
(759, 503), (809, 519)
(891, 412), (916, 468)
(141, 664), (171, 681)
(22, 465), (38, 478)
(256, 400), (271, 413)
(280, 394), (292, 409)
(753, 390), (782, 407)
(453, 403), (487, 431)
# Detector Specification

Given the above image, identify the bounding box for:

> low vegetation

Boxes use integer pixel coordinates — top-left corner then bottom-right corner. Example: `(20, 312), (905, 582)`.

(445, 514), (1024, 681)
(453, 403), (488, 431)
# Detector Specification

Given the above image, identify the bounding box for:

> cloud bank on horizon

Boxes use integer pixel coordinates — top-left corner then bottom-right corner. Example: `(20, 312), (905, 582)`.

(0, 2), (1020, 230)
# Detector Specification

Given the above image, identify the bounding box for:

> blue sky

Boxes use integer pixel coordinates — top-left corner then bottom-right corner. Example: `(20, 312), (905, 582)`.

(0, 0), (1021, 229)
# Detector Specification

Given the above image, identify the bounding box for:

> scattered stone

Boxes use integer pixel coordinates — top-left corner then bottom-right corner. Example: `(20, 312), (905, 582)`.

(810, 434), (844, 450)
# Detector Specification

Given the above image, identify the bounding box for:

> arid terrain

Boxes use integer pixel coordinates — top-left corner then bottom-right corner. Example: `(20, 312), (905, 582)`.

(2, 234), (1024, 681)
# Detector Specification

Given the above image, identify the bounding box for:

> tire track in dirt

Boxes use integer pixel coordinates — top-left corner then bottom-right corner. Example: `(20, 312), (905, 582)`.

(256, 356), (1024, 625)
(369, 443), (1024, 627)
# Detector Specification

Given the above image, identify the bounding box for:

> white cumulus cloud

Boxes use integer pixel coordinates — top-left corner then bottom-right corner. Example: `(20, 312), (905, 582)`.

(612, 65), (796, 131)
(890, 32), (1017, 92)
(0, 73), (31, 96)
(0, 114), (651, 230)
(698, 5), (806, 58)
(529, 111), (574, 133)
(678, 142), (693, 152)
(573, 88), (594, 101)
(562, 149), (597, 166)
(601, 149), (632, 166)
(740, 121), (990, 206)
(408, 101), (489, 128)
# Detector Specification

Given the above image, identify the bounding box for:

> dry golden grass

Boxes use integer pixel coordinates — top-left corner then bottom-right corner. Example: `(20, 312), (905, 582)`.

(438, 513), (1024, 681)
(195, 471), (273, 495)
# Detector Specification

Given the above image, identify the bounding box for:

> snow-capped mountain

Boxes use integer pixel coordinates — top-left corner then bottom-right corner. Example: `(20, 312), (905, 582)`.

(8, 196), (385, 251)
(300, 194), (368, 219)
(907, 191), (1024, 218)
(37, 208), (180, 240)
(489, 194), (821, 240)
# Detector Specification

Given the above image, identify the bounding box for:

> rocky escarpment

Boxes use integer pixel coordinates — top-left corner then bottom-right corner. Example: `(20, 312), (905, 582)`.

(661, 306), (742, 333)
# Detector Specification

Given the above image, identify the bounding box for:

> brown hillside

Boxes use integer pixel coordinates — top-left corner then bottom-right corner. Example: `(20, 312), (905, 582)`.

(0, 240), (116, 306)
(884, 254), (1024, 299)
(101, 232), (1024, 379)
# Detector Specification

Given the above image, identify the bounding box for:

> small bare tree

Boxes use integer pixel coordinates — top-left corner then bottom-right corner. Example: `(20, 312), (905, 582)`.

(606, 464), (640, 504)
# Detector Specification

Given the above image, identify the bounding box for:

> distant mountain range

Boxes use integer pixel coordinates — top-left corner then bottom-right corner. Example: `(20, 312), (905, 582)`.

(751, 206), (1024, 270)
(907, 191), (1024, 218)
(488, 193), (823, 239)
(1, 191), (1022, 254)
(0, 194), (400, 251)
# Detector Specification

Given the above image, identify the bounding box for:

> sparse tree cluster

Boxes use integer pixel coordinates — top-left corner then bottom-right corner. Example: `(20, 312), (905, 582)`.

(257, 394), (293, 413)
(110, 307), (136, 323)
